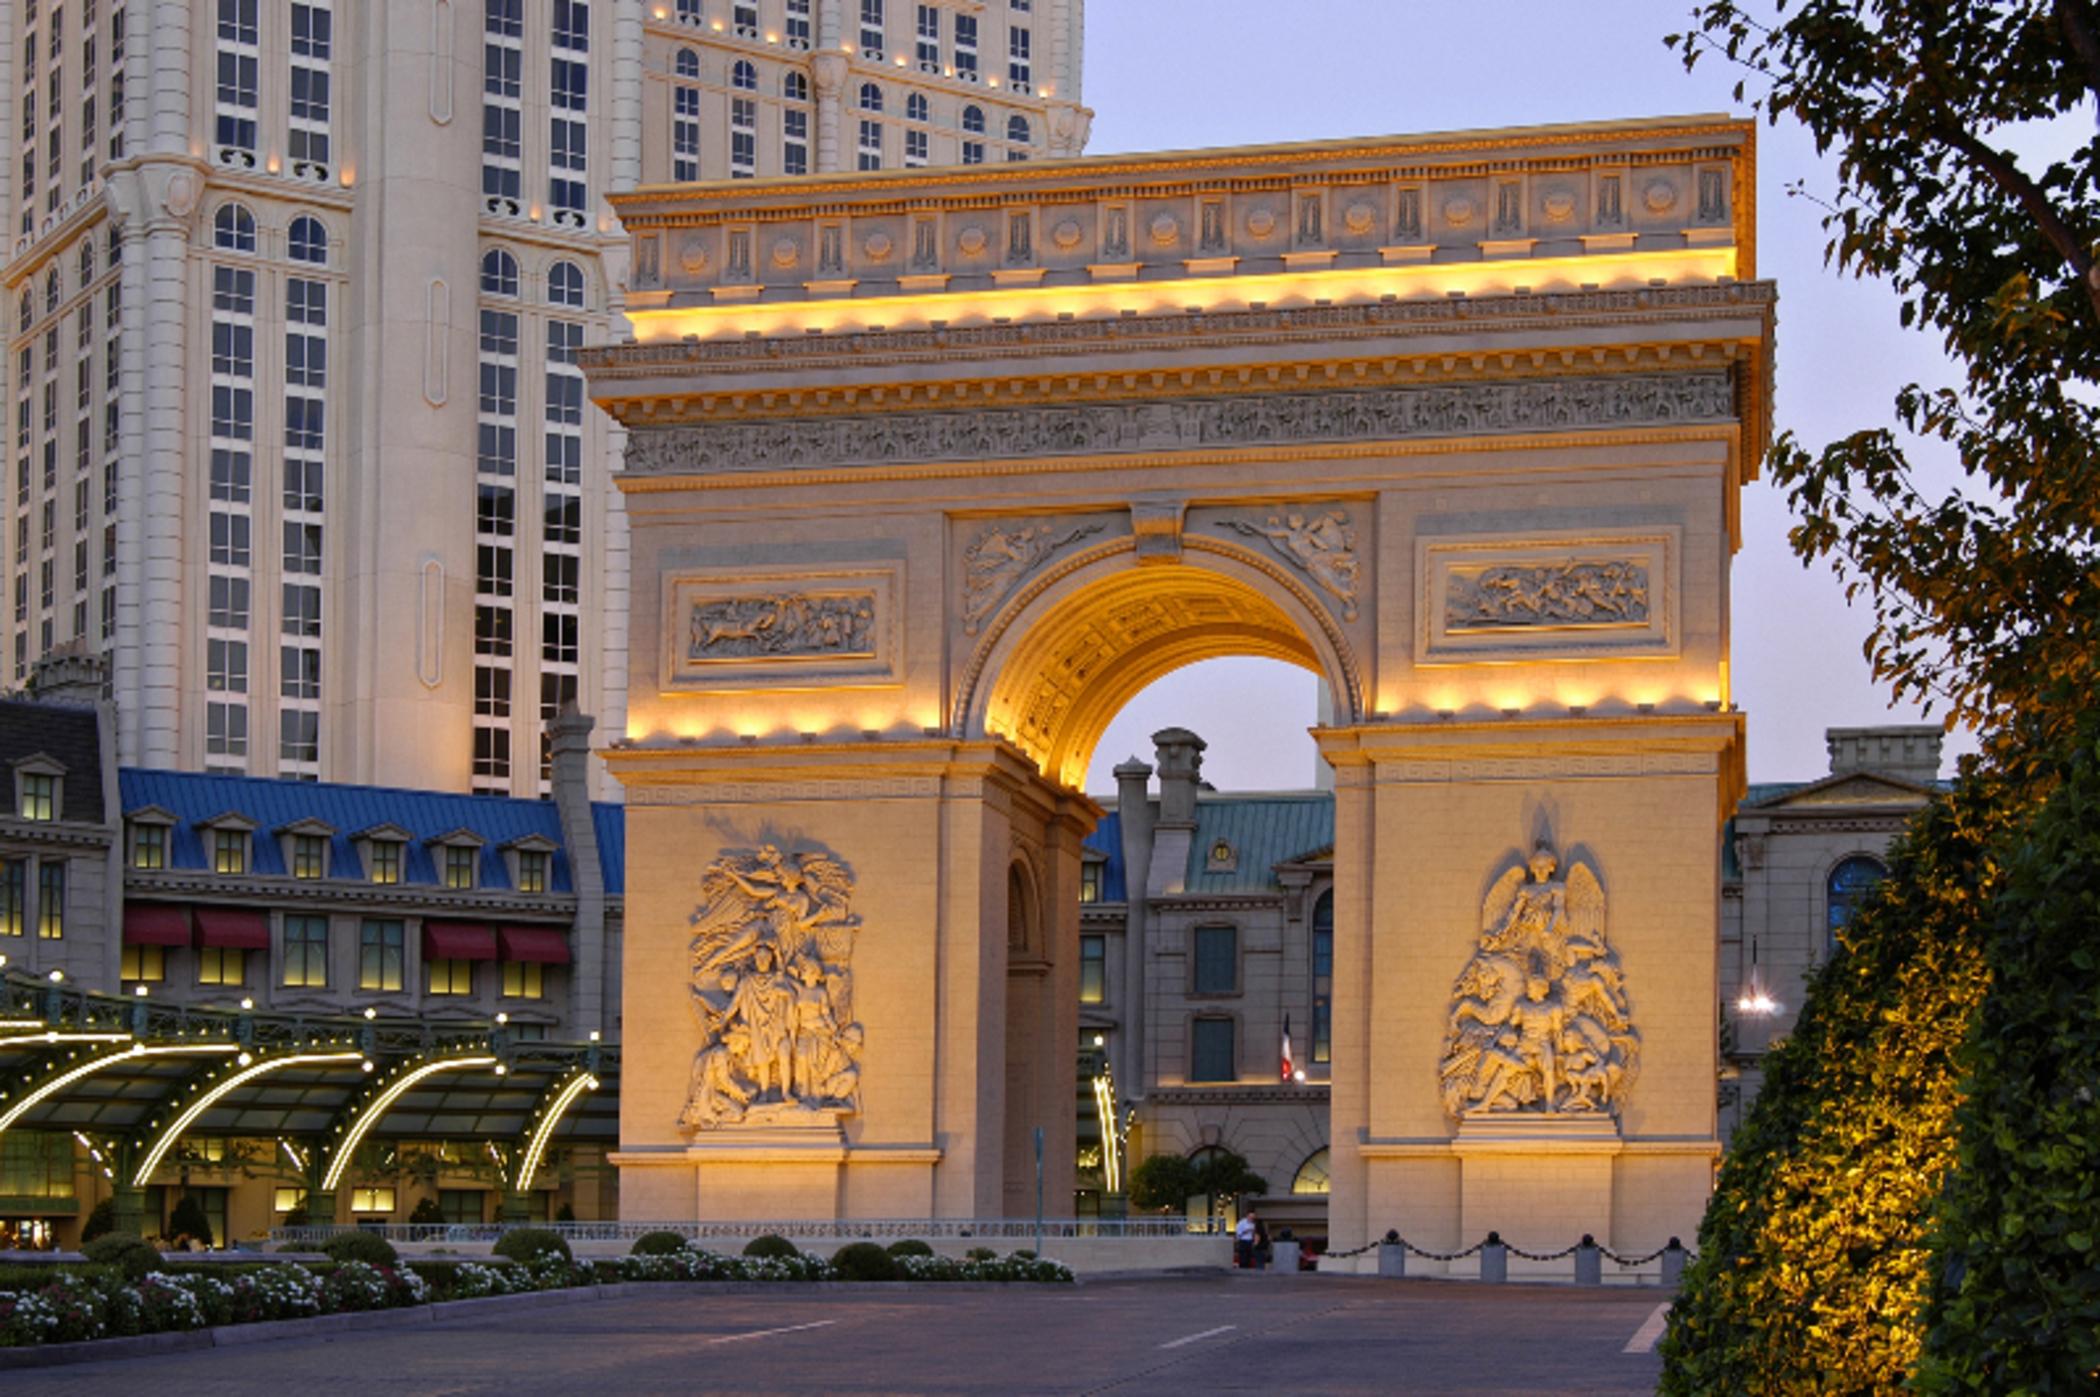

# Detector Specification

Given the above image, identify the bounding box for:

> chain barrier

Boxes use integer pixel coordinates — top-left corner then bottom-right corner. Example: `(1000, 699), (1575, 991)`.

(1337, 1229), (1695, 1269)
(1502, 1241), (1582, 1262)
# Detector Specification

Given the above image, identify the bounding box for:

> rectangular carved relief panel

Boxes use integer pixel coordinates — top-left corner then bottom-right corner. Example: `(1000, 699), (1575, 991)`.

(1417, 529), (1678, 663)
(662, 565), (901, 691)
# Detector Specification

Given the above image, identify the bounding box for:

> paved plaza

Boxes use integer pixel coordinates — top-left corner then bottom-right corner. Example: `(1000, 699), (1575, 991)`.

(12, 1275), (1667, 1394)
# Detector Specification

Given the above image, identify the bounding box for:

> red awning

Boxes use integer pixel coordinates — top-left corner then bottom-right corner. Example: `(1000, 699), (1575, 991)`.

(123, 904), (194, 947)
(499, 925), (572, 965)
(422, 921), (499, 961)
(194, 906), (271, 950)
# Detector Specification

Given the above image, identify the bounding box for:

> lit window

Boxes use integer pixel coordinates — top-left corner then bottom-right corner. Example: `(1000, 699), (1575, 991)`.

(1079, 934), (1105, 1004)
(1312, 891), (1333, 1065)
(1190, 1017), (1235, 1083)
(1079, 861), (1102, 904)
(0, 859), (21, 935)
(273, 1187), (307, 1213)
(291, 834), (326, 879)
(131, 823), (167, 870)
(358, 918), (404, 990)
(502, 960), (544, 999)
(443, 844), (477, 890)
(1826, 856), (1887, 949)
(367, 841), (402, 885)
(1193, 925), (1237, 995)
(17, 772), (55, 820)
(283, 914), (328, 987)
(35, 860), (63, 938)
(427, 957), (474, 995)
(1291, 1148), (1331, 1196)
(121, 943), (166, 982)
(349, 1187), (395, 1214)
(196, 945), (244, 986)
(517, 849), (550, 894)
(212, 828), (247, 874)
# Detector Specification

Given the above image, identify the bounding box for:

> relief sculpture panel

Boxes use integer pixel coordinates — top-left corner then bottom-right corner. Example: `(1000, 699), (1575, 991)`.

(688, 593), (876, 660)
(1418, 531), (1677, 663)
(1445, 560), (1649, 629)
(662, 565), (899, 689)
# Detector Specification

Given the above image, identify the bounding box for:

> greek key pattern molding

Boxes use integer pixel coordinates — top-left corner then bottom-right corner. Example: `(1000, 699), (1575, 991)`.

(623, 371), (1735, 476)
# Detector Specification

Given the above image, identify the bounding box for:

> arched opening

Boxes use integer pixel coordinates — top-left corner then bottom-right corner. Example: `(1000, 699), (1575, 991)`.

(1087, 658), (1323, 794)
(1003, 859), (1050, 1215)
(968, 551), (1356, 791)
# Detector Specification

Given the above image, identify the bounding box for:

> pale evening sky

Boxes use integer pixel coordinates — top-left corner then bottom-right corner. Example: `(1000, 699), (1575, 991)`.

(1080, 0), (1980, 794)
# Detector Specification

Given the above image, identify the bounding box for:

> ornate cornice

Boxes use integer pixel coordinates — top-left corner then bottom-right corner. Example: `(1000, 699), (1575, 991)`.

(123, 871), (580, 918)
(1149, 1085), (1331, 1107)
(622, 369), (1735, 477)
(585, 282), (1776, 391)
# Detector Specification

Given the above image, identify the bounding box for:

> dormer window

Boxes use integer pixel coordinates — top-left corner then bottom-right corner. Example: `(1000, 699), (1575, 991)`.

(428, 829), (487, 891)
(368, 841), (402, 886)
(292, 835), (327, 880)
(1205, 839), (1238, 874)
(18, 772), (56, 821)
(443, 845), (476, 890)
(213, 828), (247, 874)
(517, 849), (549, 894)
(1079, 861), (1102, 904)
(132, 823), (168, 870)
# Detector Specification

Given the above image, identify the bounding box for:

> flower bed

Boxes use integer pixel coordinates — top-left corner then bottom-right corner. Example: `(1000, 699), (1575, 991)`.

(0, 1244), (1072, 1349)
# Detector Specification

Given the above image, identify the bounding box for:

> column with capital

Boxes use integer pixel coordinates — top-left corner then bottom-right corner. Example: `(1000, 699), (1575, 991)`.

(812, 51), (847, 174)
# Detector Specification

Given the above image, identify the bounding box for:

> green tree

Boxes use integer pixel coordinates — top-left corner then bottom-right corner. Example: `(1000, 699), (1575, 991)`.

(1191, 1150), (1269, 1210)
(1125, 1154), (1197, 1215)
(1673, 0), (2100, 750)
(167, 1192), (215, 1249)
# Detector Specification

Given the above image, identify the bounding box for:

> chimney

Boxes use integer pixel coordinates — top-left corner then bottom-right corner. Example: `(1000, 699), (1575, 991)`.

(1826, 725), (1944, 786)
(1151, 727), (1206, 827)
(25, 644), (106, 709)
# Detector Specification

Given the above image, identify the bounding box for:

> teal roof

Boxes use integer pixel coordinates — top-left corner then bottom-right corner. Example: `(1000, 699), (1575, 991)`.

(1185, 793), (1334, 895)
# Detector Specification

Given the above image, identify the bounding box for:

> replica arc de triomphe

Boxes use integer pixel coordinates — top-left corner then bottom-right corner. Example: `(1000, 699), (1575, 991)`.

(584, 115), (1774, 1262)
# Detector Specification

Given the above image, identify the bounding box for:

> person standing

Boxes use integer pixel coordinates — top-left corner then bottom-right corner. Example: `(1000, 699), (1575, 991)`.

(1235, 1210), (1257, 1270)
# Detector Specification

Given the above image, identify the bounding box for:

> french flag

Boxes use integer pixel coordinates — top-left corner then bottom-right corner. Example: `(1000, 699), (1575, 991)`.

(1281, 1015), (1294, 1082)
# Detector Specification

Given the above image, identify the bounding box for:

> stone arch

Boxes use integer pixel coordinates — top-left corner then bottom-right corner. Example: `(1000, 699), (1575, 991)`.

(958, 539), (1363, 789)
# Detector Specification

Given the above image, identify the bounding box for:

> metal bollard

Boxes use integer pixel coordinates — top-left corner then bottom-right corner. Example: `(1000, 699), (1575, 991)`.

(1377, 1231), (1406, 1278)
(1479, 1232), (1508, 1284)
(1660, 1237), (1687, 1289)
(1574, 1234), (1601, 1286)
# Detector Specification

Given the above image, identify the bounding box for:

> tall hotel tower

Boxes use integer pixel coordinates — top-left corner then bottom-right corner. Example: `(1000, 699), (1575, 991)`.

(0, 1), (1087, 794)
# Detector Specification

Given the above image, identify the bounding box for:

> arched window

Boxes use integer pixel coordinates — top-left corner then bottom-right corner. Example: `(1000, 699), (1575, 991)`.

(674, 48), (700, 79)
(1291, 1147), (1331, 1196)
(961, 104), (985, 134)
(77, 241), (94, 285)
(213, 203), (257, 252)
(17, 291), (31, 333)
(43, 271), (59, 314)
(1007, 114), (1031, 145)
(859, 81), (883, 112)
(1826, 855), (1887, 947)
(906, 92), (928, 122)
(480, 248), (520, 297)
(783, 71), (808, 102)
(732, 59), (756, 91)
(548, 260), (585, 308)
(288, 216), (328, 265)
(1006, 864), (1036, 952)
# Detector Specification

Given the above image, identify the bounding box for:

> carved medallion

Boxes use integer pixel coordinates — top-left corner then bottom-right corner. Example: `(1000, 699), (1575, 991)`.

(1445, 560), (1649, 630)
(1218, 509), (1360, 620)
(1541, 190), (1576, 224)
(680, 234), (712, 275)
(962, 520), (1106, 634)
(957, 226), (989, 256)
(680, 844), (865, 1132)
(768, 237), (798, 270)
(1149, 213), (1181, 247)
(1245, 207), (1278, 238)
(1643, 179), (1678, 214)
(1343, 201), (1376, 235)
(863, 231), (894, 262)
(1439, 844), (1639, 1119)
(1051, 219), (1084, 250)
(1443, 194), (1478, 228)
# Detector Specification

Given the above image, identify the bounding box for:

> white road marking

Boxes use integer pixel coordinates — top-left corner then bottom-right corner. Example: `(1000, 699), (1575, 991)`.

(1158, 1324), (1238, 1350)
(1622, 1303), (1671, 1354)
(706, 1318), (839, 1346)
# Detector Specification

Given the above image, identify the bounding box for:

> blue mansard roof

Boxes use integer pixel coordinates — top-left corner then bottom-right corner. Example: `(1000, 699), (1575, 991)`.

(117, 769), (627, 896)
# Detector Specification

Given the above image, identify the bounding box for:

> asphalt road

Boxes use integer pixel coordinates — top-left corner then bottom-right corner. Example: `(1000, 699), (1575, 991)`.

(13, 1275), (1669, 1394)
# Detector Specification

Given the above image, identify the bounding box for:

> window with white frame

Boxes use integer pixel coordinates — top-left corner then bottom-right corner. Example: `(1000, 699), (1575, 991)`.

(213, 0), (258, 162)
(786, 0), (811, 48)
(281, 234), (328, 778)
(961, 101), (984, 165)
(858, 117), (881, 170)
(672, 49), (700, 181)
(288, 1), (331, 175)
(733, 0), (757, 37)
(548, 2), (590, 227)
(1006, 113), (1030, 160)
(954, 13), (977, 77)
(859, 0), (884, 56)
(482, 0), (524, 214)
(915, 4), (939, 68)
(783, 73), (809, 174)
(207, 219), (255, 774)
(730, 96), (755, 177)
(1007, 23), (1030, 90)
(474, 252), (520, 794)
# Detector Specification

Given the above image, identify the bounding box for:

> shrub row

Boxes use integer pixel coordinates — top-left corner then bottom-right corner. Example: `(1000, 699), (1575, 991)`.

(0, 1238), (1073, 1347)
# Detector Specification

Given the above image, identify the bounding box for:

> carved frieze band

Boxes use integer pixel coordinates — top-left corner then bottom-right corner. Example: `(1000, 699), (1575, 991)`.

(687, 592), (877, 661)
(624, 371), (1734, 476)
(662, 565), (900, 689)
(629, 778), (945, 805)
(1445, 560), (1649, 630)
(1419, 529), (1678, 664)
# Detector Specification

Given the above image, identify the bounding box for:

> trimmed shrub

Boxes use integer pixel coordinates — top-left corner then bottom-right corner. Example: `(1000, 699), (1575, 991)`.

(1918, 731), (2100, 1391)
(491, 1227), (571, 1265)
(408, 1197), (445, 1225)
(965, 1247), (997, 1262)
(1659, 776), (2018, 1392)
(629, 1230), (690, 1257)
(167, 1194), (215, 1249)
(407, 1259), (526, 1300)
(78, 1198), (115, 1245)
(741, 1234), (800, 1261)
(320, 1230), (400, 1268)
(82, 1235), (164, 1282)
(829, 1241), (898, 1282)
(885, 1239), (934, 1259)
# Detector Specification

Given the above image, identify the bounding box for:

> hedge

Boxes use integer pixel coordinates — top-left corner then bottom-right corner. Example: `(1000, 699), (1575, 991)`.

(1917, 730), (2100, 1391)
(1659, 774), (2018, 1391)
